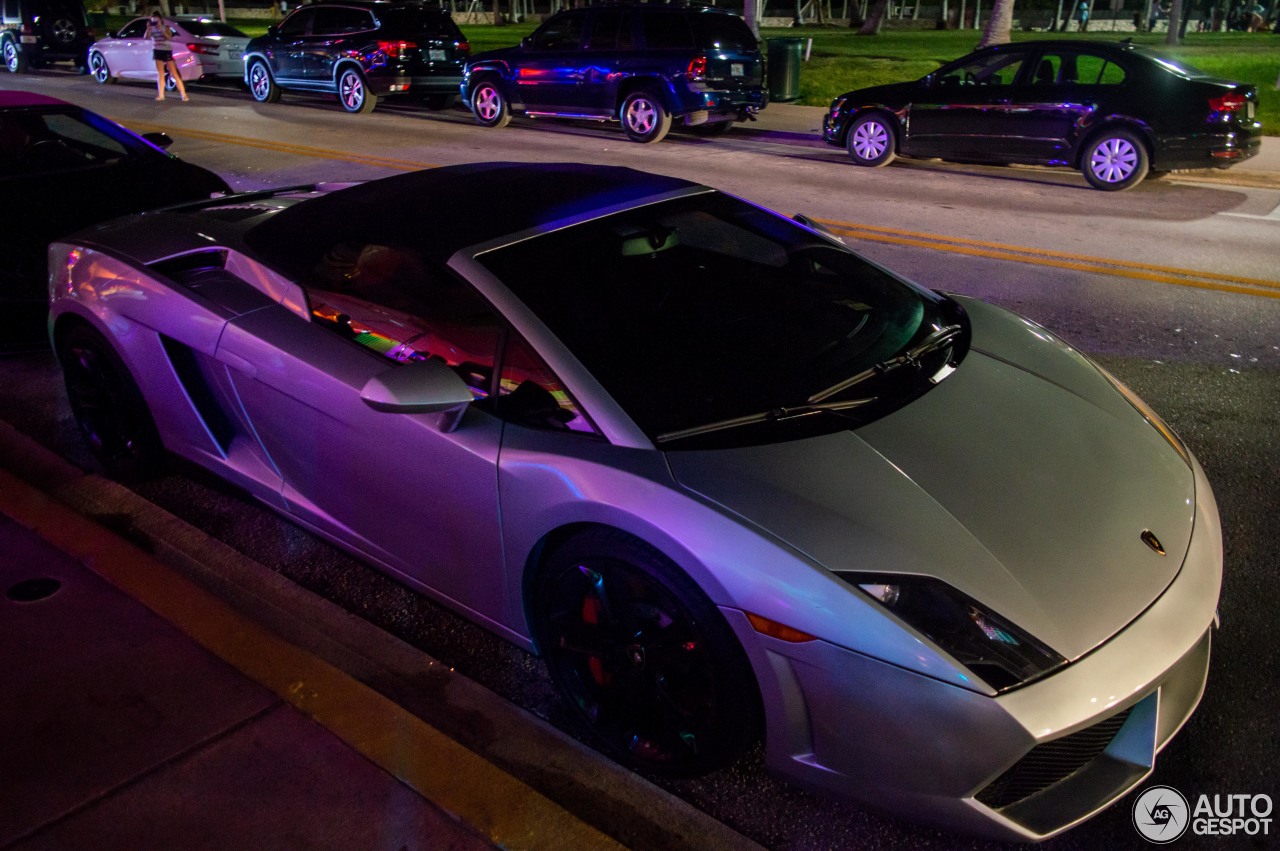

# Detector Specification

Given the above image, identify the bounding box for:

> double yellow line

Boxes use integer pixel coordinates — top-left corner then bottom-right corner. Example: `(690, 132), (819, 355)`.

(130, 119), (1280, 300)
(816, 218), (1280, 300)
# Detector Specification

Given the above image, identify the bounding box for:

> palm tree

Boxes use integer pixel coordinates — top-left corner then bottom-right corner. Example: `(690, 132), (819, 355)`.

(976, 0), (1015, 44)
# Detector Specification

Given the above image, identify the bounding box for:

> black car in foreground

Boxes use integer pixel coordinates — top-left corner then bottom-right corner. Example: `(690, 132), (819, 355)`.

(0, 92), (229, 349)
(823, 39), (1262, 190)
(243, 0), (470, 114)
(462, 3), (766, 143)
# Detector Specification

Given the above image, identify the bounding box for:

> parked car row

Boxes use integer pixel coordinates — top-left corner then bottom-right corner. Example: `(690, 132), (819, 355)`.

(3, 1), (1265, 178)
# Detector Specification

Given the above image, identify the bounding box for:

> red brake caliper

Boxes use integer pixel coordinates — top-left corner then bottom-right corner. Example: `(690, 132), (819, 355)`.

(581, 595), (610, 685)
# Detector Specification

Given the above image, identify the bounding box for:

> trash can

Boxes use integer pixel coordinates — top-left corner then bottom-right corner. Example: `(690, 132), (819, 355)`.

(767, 37), (804, 102)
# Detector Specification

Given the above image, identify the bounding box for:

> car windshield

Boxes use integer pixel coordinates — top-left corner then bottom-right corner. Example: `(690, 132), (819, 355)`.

(476, 192), (961, 446)
(382, 7), (465, 39)
(693, 14), (756, 50)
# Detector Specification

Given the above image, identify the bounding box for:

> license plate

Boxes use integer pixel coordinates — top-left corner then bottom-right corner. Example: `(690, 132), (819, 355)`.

(20, 35), (36, 44)
(731, 63), (744, 77)
(429, 49), (446, 62)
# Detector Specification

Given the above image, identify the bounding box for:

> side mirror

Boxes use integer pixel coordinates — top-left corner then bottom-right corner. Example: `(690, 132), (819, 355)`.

(141, 131), (174, 149)
(791, 213), (845, 244)
(360, 359), (475, 432)
(267, 23), (280, 35)
(520, 35), (532, 48)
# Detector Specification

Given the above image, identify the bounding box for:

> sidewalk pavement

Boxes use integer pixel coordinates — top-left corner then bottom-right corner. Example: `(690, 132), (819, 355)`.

(756, 102), (1280, 189)
(0, 422), (761, 851)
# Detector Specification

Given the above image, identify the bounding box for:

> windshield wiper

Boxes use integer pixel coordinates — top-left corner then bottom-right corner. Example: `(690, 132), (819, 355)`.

(655, 396), (875, 445)
(808, 324), (963, 404)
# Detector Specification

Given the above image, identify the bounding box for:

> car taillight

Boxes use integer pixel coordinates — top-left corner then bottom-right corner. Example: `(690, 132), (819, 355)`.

(457, 40), (470, 55)
(1208, 92), (1247, 113)
(186, 42), (218, 55)
(378, 40), (417, 60)
(687, 55), (707, 80)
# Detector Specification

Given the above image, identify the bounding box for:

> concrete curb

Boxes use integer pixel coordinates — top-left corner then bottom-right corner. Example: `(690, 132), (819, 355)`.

(0, 418), (764, 851)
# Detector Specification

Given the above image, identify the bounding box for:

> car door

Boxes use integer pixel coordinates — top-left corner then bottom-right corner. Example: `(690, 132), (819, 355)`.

(105, 17), (148, 77)
(212, 267), (507, 619)
(267, 7), (312, 82)
(997, 48), (1130, 163)
(577, 8), (629, 114)
(513, 10), (589, 112)
(904, 49), (1030, 161)
(305, 6), (375, 82)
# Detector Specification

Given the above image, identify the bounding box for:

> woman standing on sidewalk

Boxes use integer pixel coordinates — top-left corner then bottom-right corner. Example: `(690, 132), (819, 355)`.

(145, 11), (188, 101)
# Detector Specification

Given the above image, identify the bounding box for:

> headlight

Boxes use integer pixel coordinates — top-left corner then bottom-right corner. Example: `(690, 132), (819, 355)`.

(840, 573), (1067, 692)
(829, 96), (847, 117)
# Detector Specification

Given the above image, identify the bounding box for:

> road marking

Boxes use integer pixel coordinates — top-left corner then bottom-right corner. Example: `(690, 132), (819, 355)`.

(1219, 199), (1280, 221)
(124, 122), (1280, 300)
(816, 219), (1280, 301)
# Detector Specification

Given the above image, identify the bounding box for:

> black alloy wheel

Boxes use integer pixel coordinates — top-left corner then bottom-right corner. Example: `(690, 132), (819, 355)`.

(57, 324), (164, 481)
(532, 529), (760, 777)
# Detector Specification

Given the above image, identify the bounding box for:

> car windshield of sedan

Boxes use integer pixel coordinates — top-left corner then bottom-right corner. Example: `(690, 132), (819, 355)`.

(476, 192), (961, 446)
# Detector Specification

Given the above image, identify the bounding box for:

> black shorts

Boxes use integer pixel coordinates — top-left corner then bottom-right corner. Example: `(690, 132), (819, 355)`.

(153, 48), (172, 61)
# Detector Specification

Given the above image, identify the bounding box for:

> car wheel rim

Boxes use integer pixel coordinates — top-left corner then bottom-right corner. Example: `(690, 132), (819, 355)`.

(1090, 137), (1138, 184)
(341, 73), (364, 110)
(52, 18), (77, 44)
(852, 121), (889, 161)
(475, 87), (499, 121)
(90, 54), (107, 82)
(541, 558), (718, 766)
(63, 343), (141, 469)
(4, 43), (17, 72)
(250, 66), (268, 99)
(625, 98), (657, 135)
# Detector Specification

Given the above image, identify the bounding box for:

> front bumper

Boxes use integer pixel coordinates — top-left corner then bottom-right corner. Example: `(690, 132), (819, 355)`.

(726, 453), (1221, 842)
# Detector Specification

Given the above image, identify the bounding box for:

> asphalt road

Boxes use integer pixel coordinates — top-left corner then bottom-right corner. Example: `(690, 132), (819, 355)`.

(2, 69), (1278, 849)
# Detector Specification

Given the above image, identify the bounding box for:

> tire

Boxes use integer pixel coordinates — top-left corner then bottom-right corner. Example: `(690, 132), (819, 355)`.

(337, 68), (376, 114)
(43, 14), (82, 49)
(2, 38), (26, 73)
(423, 93), (457, 110)
(1082, 127), (1149, 191)
(470, 80), (510, 128)
(57, 323), (164, 482)
(531, 528), (761, 777)
(247, 60), (281, 104)
(88, 50), (114, 84)
(845, 112), (896, 167)
(620, 90), (671, 144)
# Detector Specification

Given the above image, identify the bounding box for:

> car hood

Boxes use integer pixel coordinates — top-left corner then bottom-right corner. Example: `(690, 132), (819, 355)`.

(666, 298), (1194, 661)
(835, 80), (918, 108)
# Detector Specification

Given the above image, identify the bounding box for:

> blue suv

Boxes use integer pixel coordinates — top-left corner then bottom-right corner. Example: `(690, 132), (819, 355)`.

(462, 4), (766, 144)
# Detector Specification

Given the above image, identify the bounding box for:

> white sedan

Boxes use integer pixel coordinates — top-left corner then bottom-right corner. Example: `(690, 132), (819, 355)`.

(88, 16), (248, 89)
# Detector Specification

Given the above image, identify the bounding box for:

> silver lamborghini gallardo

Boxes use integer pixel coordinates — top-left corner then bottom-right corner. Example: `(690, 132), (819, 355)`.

(48, 163), (1222, 841)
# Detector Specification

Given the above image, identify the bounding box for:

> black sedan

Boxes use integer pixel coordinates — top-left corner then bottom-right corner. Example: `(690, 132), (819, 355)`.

(0, 91), (229, 349)
(822, 39), (1262, 190)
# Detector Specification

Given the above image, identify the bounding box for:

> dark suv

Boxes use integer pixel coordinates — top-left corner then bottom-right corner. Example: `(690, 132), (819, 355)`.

(1, 0), (93, 73)
(242, 0), (469, 114)
(462, 4), (766, 144)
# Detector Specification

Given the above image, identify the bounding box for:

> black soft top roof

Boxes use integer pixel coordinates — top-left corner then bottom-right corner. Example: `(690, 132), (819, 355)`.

(243, 162), (699, 277)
